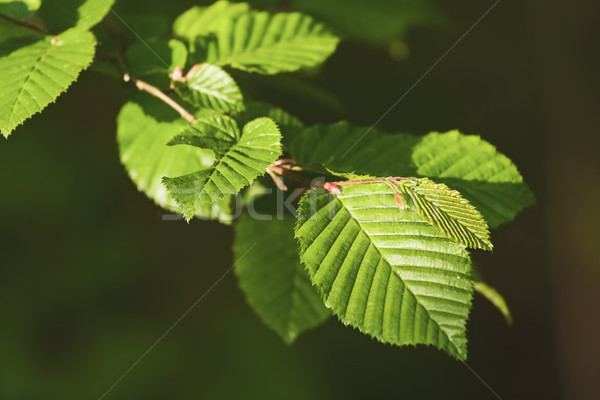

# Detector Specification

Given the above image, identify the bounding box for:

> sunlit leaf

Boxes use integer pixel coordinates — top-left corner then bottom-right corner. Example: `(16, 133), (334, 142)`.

(174, 63), (244, 113)
(117, 99), (232, 223)
(163, 117), (282, 220)
(191, 9), (339, 74)
(296, 183), (473, 359)
(0, 28), (95, 137)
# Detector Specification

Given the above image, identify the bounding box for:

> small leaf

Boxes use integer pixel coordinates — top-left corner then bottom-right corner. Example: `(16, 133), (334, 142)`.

(117, 98), (232, 223)
(167, 112), (240, 158)
(174, 64), (244, 113)
(191, 10), (339, 74)
(0, 0), (41, 20)
(36, 0), (115, 31)
(234, 213), (329, 343)
(0, 28), (96, 137)
(399, 178), (492, 251)
(163, 117), (282, 220)
(296, 183), (474, 360)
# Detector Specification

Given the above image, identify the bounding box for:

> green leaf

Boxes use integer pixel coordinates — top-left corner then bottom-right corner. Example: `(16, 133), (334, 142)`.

(36, 0), (114, 31)
(234, 213), (329, 343)
(287, 123), (534, 227)
(167, 111), (240, 157)
(287, 121), (418, 174)
(411, 131), (535, 228)
(174, 63), (244, 113)
(117, 99), (232, 223)
(472, 266), (512, 325)
(163, 117), (282, 220)
(0, 0), (40, 20)
(125, 39), (187, 77)
(398, 178), (492, 251)
(295, 183), (473, 360)
(173, 1), (250, 42)
(0, 28), (96, 137)
(191, 10), (339, 74)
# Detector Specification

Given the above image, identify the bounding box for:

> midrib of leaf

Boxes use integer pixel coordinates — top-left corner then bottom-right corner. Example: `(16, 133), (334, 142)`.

(297, 186), (472, 358)
(334, 192), (465, 356)
(6, 43), (53, 128)
(200, 140), (268, 203)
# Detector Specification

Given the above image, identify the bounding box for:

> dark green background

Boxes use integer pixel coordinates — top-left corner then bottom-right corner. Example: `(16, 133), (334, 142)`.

(1, 0), (599, 399)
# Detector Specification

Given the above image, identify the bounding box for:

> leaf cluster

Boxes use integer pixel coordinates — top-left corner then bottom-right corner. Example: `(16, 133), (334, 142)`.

(0, 0), (534, 360)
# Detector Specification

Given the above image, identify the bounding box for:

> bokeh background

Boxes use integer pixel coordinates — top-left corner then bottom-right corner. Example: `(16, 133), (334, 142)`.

(1, 0), (599, 399)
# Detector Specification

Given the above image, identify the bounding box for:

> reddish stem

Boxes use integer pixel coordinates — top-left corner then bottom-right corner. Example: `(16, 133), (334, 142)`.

(323, 177), (409, 210)
(266, 159), (411, 210)
(273, 158), (296, 166)
(330, 177), (412, 187)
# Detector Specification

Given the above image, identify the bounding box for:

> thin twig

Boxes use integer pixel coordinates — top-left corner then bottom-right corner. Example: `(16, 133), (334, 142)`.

(0, 13), (48, 33)
(102, 25), (196, 125)
(266, 168), (288, 191)
(267, 165), (313, 187)
(123, 73), (196, 124)
(266, 161), (413, 195)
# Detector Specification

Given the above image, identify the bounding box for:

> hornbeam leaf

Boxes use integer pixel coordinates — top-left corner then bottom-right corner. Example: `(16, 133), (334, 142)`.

(234, 213), (330, 343)
(163, 117), (282, 220)
(287, 121), (418, 175)
(173, 1), (250, 43)
(167, 111), (240, 158)
(0, 0), (41, 20)
(0, 28), (96, 137)
(36, 0), (115, 31)
(117, 99), (232, 223)
(398, 178), (492, 251)
(174, 63), (244, 113)
(287, 123), (533, 227)
(295, 183), (473, 360)
(191, 10), (339, 74)
(411, 131), (535, 228)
